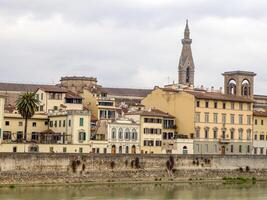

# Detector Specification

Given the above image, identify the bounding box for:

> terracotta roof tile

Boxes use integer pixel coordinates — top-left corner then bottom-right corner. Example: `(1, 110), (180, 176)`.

(125, 108), (174, 118)
(254, 110), (267, 117)
(101, 87), (152, 97)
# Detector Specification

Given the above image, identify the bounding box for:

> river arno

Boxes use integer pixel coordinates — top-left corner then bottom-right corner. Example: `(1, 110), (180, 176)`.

(0, 182), (267, 200)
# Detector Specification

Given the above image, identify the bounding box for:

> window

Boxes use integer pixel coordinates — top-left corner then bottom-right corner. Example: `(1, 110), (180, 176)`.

(260, 148), (264, 155)
(247, 130), (251, 140)
(63, 147), (67, 153)
(239, 115), (243, 125)
(54, 120), (57, 127)
(40, 105), (44, 112)
(214, 102), (217, 109)
(255, 119), (258, 125)
(213, 130), (217, 139)
(230, 114), (235, 124)
(155, 141), (162, 146)
(260, 134), (264, 140)
(239, 145), (242, 153)
(41, 93), (43, 100)
(49, 121), (53, 127)
(247, 115), (251, 125)
(79, 147), (83, 153)
(125, 128), (130, 140)
(13, 146), (17, 153)
(239, 103), (243, 110)
(54, 106), (58, 110)
(5, 121), (9, 126)
(31, 132), (39, 141)
(63, 120), (66, 127)
(222, 114), (226, 124)
(261, 120), (264, 125)
(230, 130), (234, 140)
(213, 113), (218, 123)
(45, 121), (48, 126)
(254, 133), (257, 140)
(132, 129), (137, 140)
(79, 118), (84, 126)
(59, 120), (61, 127)
(195, 113), (200, 123)
(50, 147), (54, 153)
(68, 120), (71, 127)
(32, 122), (37, 127)
(18, 121), (23, 126)
(205, 129), (209, 139)
(247, 145), (250, 153)
(254, 147), (258, 155)
(118, 128), (123, 139)
(195, 129), (200, 138)
(223, 102), (226, 109)
(230, 145), (234, 153)
(79, 132), (86, 141)
(205, 113), (209, 123)
(196, 144), (200, 153)
(196, 101), (200, 107)
(231, 102), (235, 110)
(111, 128), (116, 140)
(205, 101), (209, 108)
(17, 132), (23, 141)
(3, 131), (11, 140)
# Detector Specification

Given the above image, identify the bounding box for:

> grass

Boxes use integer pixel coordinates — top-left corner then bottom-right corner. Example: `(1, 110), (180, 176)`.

(222, 176), (256, 184)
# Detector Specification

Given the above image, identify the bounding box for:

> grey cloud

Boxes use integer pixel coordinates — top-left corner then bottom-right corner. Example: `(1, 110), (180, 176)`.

(0, 0), (267, 94)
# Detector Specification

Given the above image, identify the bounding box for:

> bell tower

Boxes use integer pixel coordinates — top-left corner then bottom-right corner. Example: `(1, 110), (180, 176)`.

(178, 20), (195, 86)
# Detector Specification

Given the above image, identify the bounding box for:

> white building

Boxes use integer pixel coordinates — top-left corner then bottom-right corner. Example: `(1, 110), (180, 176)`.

(107, 118), (140, 154)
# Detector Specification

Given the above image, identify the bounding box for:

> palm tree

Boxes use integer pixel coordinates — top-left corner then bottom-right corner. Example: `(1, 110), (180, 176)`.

(16, 92), (40, 142)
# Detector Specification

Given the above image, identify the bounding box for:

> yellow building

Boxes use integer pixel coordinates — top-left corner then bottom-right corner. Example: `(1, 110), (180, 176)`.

(125, 108), (175, 154)
(253, 110), (267, 155)
(0, 96), (5, 144)
(142, 87), (253, 155)
(35, 87), (83, 113)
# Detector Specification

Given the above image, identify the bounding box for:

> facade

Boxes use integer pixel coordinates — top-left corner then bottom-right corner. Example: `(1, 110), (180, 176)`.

(253, 110), (267, 155)
(142, 87), (253, 155)
(35, 88), (83, 113)
(125, 109), (176, 154)
(107, 118), (140, 154)
(0, 96), (5, 144)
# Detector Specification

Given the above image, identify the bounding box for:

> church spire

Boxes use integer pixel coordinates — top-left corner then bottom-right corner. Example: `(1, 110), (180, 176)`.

(184, 19), (190, 39)
(178, 20), (195, 86)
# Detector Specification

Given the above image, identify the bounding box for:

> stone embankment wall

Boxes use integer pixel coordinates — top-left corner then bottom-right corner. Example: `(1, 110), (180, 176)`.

(0, 153), (267, 184)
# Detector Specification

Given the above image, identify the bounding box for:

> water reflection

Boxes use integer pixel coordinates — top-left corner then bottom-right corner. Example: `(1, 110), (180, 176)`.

(0, 182), (267, 200)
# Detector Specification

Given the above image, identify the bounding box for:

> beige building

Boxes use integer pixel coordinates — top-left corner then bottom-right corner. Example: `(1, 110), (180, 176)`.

(125, 109), (176, 154)
(0, 96), (5, 144)
(253, 110), (267, 155)
(35, 87), (83, 113)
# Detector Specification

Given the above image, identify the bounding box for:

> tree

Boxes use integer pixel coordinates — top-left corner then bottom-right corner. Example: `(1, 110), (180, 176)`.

(16, 92), (39, 142)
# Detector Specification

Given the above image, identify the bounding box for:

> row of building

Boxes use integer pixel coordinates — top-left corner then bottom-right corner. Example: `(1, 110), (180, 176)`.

(0, 21), (267, 155)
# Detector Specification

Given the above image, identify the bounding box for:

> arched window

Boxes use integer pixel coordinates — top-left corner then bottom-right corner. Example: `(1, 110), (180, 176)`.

(183, 146), (188, 155)
(241, 79), (250, 96)
(118, 128), (123, 140)
(119, 146), (122, 154)
(228, 79), (237, 95)
(125, 146), (129, 154)
(125, 128), (130, 140)
(111, 128), (116, 140)
(132, 128), (137, 140)
(186, 67), (190, 83)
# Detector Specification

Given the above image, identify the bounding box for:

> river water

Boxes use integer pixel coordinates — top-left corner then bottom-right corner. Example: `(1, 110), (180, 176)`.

(0, 182), (267, 200)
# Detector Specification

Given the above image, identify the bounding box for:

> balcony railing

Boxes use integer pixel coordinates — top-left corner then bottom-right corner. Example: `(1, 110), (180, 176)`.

(218, 138), (230, 144)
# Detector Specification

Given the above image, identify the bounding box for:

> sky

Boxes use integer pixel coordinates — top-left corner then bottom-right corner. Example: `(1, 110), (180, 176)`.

(0, 0), (267, 94)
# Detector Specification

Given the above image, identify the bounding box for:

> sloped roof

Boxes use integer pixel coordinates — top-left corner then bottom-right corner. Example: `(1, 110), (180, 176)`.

(101, 87), (152, 97)
(125, 108), (174, 118)
(254, 110), (267, 117)
(65, 90), (82, 99)
(0, 82), (54, 92)
(185, 90), (253, 103)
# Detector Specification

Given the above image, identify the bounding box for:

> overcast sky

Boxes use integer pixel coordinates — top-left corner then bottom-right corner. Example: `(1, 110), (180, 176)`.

(0, 0), (267, 94)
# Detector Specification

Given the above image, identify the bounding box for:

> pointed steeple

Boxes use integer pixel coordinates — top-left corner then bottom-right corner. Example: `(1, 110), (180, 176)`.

(178, 20), (195, 86)
(184, 19), (190, 39)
